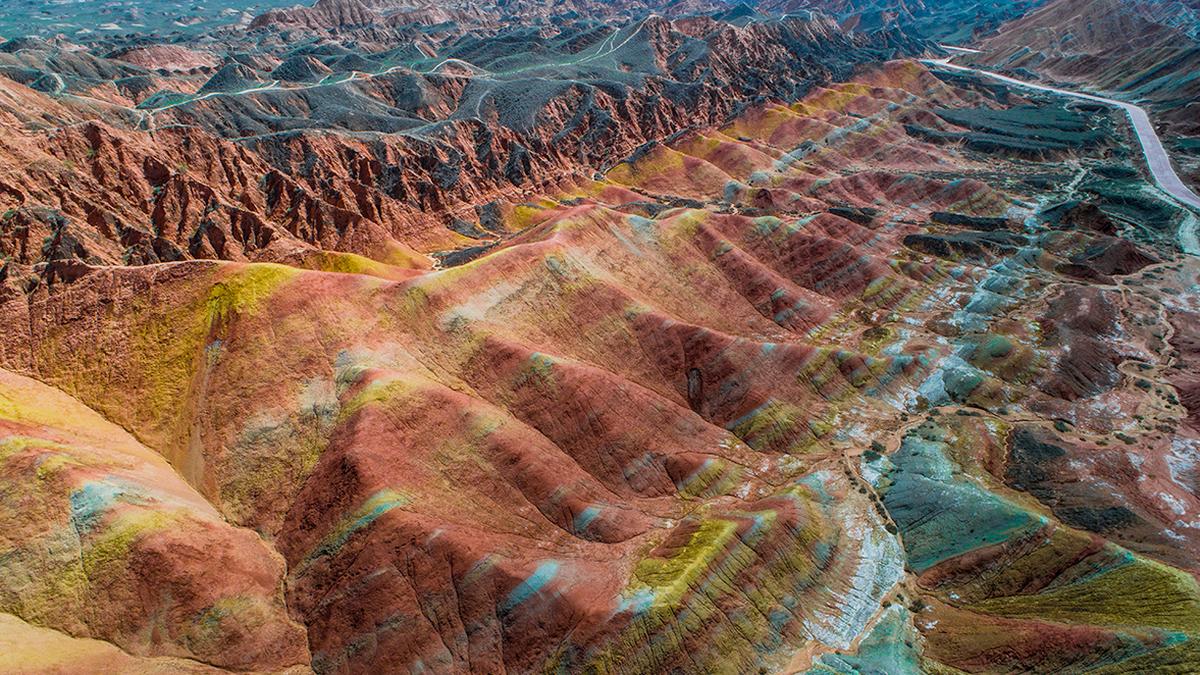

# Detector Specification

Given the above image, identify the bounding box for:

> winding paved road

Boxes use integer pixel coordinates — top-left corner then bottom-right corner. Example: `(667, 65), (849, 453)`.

(925, 54), (1200, 254)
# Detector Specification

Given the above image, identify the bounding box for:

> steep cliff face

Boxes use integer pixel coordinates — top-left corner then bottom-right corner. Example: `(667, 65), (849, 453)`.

(0, 111), (432, 281)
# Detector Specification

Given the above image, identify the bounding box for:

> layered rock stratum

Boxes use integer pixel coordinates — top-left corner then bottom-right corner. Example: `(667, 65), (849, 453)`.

(0, 2), (1199, 673)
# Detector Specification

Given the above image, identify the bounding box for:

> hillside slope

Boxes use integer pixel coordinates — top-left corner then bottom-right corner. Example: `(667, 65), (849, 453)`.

(3, 59), (1200, 672)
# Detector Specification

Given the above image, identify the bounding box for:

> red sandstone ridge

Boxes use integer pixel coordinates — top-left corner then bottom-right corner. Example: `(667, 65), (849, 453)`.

(0, 85), (437, 280)
(3, 51), (1198, 671)
(251, 0), (384, 32)
(247, 0), (735, 34)
(2, 0), (1200, 671)
(0, 13), (922, 293)
(0, 368), (310, 671)
(108, 45), (220, 73)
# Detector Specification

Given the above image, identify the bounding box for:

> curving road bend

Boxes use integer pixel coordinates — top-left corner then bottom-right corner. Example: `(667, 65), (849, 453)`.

(925, 54), (1200, 254)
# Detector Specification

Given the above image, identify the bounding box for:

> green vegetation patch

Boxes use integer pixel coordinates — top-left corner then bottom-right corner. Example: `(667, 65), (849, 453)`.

(205, 264), (299, 329)
(727, 398), (819, 454)
(908, 103), (1108, 158)
(629, 517), (739, 609)
(973, 556), (1200, 634)
(1080, 178), (1182, 237)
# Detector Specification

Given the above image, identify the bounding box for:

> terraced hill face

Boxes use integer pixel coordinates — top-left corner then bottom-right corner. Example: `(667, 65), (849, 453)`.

(2, 2), (1200, 674)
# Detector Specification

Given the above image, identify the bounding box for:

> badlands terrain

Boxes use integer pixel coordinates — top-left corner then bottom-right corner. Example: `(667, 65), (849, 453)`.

(1, 0), (1200, 673)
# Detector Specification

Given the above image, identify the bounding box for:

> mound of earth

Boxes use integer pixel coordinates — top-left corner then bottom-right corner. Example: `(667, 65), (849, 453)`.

(197, 62), (266, 94)
(271, 55), (334, 82)
(109, 45), (219, 72)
